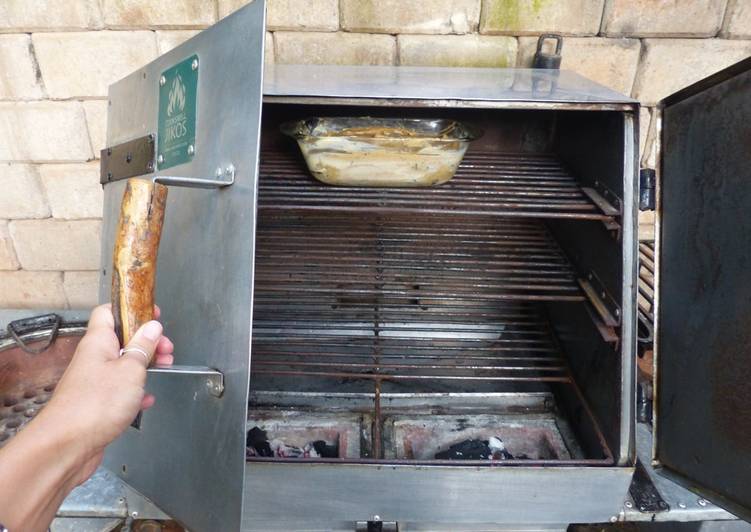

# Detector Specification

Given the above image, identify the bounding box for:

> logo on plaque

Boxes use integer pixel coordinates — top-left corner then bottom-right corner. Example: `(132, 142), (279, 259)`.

(158, 55), (198, 170)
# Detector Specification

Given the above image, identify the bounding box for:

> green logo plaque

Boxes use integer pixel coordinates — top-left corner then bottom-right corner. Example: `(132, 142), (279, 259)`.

(157, 54), (198, 170)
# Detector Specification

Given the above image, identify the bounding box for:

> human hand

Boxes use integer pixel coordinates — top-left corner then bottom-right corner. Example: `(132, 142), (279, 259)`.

(0, 303), (174, 532)
(39, 303), (174, 483)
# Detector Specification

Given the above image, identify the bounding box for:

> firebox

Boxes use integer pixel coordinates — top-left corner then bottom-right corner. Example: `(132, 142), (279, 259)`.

(95, 1), (751, 531)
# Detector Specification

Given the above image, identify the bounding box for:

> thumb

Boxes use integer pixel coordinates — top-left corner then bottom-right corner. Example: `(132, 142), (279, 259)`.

(120, 320), (163, 367)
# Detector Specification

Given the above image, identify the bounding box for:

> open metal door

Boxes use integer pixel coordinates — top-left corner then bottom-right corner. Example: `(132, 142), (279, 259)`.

(99, 2), (266, 531)
(655, 56), (751, 521)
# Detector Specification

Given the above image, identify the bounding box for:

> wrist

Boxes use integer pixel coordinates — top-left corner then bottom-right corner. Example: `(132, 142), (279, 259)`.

(31, 399), (96, 487)
(0, 400), (92, 531)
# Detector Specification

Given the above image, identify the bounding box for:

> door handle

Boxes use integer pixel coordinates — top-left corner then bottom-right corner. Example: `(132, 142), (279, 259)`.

(111, 178), (168, 358)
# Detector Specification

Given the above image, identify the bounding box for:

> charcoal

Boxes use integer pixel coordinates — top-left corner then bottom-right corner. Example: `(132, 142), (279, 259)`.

(435, 436), (516, 460)
(435, 439), (491, 460)
(246, 426), (273, 457)
(311, 440), (338, 458)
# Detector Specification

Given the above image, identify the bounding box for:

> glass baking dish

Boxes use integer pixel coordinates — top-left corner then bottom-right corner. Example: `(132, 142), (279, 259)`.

(280, 117), (481, 187)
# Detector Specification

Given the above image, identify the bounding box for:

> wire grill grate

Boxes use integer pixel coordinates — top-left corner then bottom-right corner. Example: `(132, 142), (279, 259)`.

(251, 214), (579, 385)
(258, 151), (615, 221)
(638, 241), (655, 326)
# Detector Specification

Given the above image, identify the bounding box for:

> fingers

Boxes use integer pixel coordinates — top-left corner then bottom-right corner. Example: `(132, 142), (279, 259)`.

(155, 335), (174, 356)
(119, 320), (163, 368)
(87, 304), (114, 331)
(141, 394), (156, 410)
(153, 353), (174, 366)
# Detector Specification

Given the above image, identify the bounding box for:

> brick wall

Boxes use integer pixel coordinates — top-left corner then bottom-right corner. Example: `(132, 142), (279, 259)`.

(1, 0), (749, 309)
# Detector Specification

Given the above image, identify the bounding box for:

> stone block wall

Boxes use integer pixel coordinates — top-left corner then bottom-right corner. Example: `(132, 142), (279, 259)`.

(1, 0), (748, 308)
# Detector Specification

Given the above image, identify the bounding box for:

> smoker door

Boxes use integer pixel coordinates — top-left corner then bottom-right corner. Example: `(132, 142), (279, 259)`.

(99, 2), (265, 531)
(655, 56), (751, 521)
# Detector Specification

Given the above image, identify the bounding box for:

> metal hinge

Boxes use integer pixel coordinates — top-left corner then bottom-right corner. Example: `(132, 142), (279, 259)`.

(101, 134), (235, 188)
(356, 518), (399, 531)
(101, 134), (156, 183)
(639, 168), (656, 211)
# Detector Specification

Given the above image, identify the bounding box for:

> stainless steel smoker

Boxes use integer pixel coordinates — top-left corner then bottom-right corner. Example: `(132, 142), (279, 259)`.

(5, 0), (751, 530)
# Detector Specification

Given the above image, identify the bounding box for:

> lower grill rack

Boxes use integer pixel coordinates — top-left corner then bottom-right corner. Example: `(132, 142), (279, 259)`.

(252, 213), (581, 387)
(248, 213), (613, 464)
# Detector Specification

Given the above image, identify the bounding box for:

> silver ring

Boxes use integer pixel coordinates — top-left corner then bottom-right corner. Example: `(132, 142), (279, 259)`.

(119, 347), (149, 363)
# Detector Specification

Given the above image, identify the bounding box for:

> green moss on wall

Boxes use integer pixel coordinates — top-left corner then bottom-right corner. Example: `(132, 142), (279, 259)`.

(485, 0), (550, 31)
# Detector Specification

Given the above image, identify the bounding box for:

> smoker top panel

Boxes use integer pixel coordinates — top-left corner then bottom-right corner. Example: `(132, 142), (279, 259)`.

(263, 65), (636, 107)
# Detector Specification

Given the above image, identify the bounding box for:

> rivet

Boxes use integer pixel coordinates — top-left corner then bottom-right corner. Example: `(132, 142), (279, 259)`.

(624, 501), (633, 509)
(159, 75), (166, 86)
(698, 499), (708, 507)
(678, 502), (687, 509)
(191, 58), (199, 70)
(215, 167), (223, 178)
(225, 164), (235, 176)
(157, 154), (164, 164)
(609, 516), (618, 523)
(187, 144), (195, 155)
(131, 511), (139, 519)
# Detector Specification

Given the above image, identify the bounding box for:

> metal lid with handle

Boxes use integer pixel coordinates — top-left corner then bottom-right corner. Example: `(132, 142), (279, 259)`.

(532, 34), (563, 70)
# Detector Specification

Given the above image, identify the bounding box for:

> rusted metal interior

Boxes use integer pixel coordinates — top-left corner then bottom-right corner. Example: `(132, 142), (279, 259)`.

(247, 105), (625, 466)
(0, 319), (85, 447)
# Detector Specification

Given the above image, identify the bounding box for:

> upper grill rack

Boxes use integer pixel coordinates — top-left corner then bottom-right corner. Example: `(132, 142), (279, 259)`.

(258, 151), (616, 221)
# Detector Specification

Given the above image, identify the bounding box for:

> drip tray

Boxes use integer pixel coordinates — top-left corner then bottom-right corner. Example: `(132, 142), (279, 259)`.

(247, 392), (588, 464)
